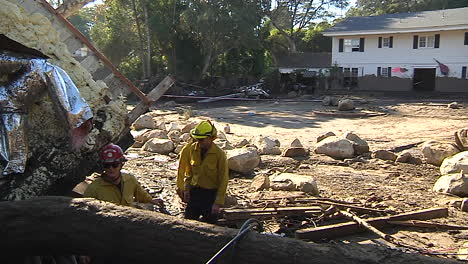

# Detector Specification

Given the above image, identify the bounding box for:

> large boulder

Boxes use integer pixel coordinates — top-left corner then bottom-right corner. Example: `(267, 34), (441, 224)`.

(270, 173), (319, 195)
(440, 151), (468, 175)
(421, 140), (459, 166)
(338, 99), (355, 111)
(142, 138), (174, 155)
(226, 147), (260, 174)
(132, 114), (157, 130)
(315, 136), (355, 159)
(433, 172), (468, 197)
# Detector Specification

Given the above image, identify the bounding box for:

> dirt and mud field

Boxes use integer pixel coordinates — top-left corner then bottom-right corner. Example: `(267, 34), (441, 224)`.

(119, 94), (468, 261)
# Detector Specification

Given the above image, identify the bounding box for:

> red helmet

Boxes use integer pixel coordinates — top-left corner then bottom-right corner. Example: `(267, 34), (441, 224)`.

(99, 143), (127, 163)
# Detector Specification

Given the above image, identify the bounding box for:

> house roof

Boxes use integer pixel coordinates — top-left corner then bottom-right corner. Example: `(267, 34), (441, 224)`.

(277, 52), (331, 69)
(323, 7), (468, 36)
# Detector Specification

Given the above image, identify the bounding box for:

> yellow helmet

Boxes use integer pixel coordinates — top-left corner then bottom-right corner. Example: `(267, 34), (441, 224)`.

(190, 120), (217, 139)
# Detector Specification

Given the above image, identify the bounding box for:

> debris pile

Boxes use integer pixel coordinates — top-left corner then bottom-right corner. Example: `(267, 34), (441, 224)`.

(0, 1), (127, 200)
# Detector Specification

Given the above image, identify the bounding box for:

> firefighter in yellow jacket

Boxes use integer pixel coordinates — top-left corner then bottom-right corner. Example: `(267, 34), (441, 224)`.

(176, 120), (229, 224)
(84, 143), (165, 208)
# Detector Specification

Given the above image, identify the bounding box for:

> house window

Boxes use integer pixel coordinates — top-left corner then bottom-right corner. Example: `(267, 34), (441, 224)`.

(462, 66), (467, 79)
(381, 67), (389, 77)
(344, 39), (360, 52)
(419, 35), (435, 48)
(343, 67), (359, 87)
(383, 37), (390, 47)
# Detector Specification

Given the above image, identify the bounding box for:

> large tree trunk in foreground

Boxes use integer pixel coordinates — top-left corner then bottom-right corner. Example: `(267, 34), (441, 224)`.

(0, 197), (457, 264)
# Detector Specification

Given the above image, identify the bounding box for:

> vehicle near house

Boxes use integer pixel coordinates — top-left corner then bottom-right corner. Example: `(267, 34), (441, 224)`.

(323, 7), (468, 92)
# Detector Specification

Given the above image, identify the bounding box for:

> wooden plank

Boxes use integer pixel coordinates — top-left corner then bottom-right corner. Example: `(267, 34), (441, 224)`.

(223, 206), (322, 221)
(127, 75), (175, 123)
(295, 207), (448, 241)
(388, 220), (468, 230)
(309, 200), (388, 214)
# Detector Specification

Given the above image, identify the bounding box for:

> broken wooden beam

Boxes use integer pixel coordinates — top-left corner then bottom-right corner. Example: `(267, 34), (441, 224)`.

(388, 220), (468, 230)
(128, 75), (175, 123)
(222, 206), (322, 221)
(339, 210), (395, 242)
(309, 200), (388, 214)
(295, 207), (448, 241)
(0, 197), (457, 264)
(197, 93), (244, 103)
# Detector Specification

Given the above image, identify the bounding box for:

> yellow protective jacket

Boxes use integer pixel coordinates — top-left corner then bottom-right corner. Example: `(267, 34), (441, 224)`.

(84, 173), (152, 207)
(177, 141), (229, 205)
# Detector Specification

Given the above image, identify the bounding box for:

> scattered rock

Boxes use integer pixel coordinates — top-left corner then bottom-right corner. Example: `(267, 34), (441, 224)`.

(250, 175), (270, 191)
(433, 171), (468, 197)
(132, 114), (157, 130)
(395, 151), (412, 163)
(315, 136), (355, 159)
(440, 151), (468, 175)
(253, 136), (281, 155)
(233, 139), (250, 148)
(421, 140), (460, 166)
(338, 99), (355, 111)
(136, 129), (168, 144)
(322, 96), (339, 106)
(461, 198), (468, 212)
(282, 148), (308, 157)
(371, 150), (397, 161)
(344, 132), (369, 155)
(317, 131), (336, 143)
(214, 139), (233, 150)
(166, 122), (179, 132)
(270, 173), (319, 195)
(181, 122), (197, 133)
(167, 130), (181, 145)
(142, 138), (174, 155)
(227, 147), (261, 174)
(224, 124), (231, 134)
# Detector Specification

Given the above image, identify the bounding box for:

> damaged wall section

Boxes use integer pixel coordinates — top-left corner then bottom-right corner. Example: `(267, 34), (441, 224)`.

(0, 0), (128, 200)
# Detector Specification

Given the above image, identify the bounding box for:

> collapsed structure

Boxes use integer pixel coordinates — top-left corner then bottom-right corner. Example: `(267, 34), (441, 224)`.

(0, 0), (128, 200)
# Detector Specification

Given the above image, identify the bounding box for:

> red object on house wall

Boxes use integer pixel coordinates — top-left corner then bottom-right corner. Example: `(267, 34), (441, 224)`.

(434, 59), (449, 75)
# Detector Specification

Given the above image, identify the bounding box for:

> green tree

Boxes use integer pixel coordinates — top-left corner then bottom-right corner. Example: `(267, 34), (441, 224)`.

(179, 0), (270, 79)
(266, 0), (348, 53)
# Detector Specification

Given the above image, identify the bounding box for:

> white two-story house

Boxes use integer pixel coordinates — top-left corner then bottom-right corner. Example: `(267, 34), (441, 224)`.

(323, 7), (468, 92)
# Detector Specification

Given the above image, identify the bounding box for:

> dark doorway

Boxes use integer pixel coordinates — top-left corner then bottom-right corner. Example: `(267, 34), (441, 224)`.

(413, 68), (436, 91)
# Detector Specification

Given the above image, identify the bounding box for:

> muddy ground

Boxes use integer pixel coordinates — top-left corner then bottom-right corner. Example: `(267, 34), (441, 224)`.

(117, 94), (468, 262)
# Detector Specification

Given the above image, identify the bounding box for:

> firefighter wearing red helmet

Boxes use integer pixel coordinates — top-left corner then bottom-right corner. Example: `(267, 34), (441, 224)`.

(176, 120), (229, 224)
(84, 143), (165, 208)
(81, 143), (167, 264)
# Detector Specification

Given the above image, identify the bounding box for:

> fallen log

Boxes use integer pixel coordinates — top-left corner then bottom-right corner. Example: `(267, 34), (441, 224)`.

(388, 220), (468, 230)
(0, 197), (456, 264)
(295, 207), (448, 241)
(222, 206), (322, 221)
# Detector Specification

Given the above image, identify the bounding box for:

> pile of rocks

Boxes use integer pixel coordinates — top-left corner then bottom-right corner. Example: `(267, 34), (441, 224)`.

(130, 114), (310, 175)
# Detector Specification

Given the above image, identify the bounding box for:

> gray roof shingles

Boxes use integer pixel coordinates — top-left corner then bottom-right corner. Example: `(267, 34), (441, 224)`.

(325, 7), (468, 33)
